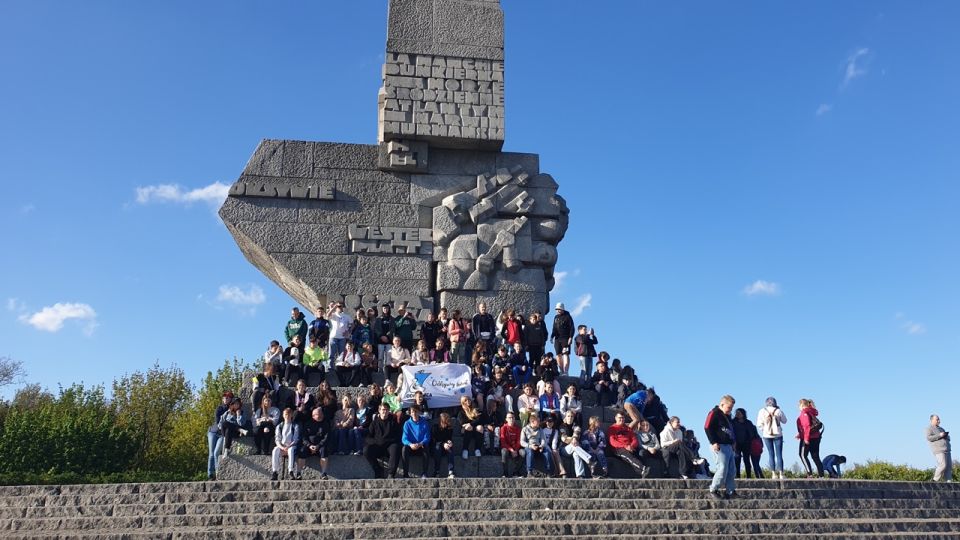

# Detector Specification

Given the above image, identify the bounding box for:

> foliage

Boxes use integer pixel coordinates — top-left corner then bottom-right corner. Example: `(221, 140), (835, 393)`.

(111, 362), (193, 472)
(0, 384), (139, 475)
(164, 357), (251, 477)
(844, 460), (950, 482)
(0, 356), (26, 387)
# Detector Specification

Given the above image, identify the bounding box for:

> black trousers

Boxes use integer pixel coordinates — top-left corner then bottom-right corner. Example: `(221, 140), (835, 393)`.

(364, 443), (400, 478)
(800, 438), (824, 477)
(613, 448), (645, 476)
(335, 365), (358, 387)
(461, 429), (483, 453)
(253, 423), (275, 453)
(401, 445), (430, 476)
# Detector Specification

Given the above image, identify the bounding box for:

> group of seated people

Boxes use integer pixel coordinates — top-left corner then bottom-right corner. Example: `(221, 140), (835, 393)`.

(211, 362), (710, 481)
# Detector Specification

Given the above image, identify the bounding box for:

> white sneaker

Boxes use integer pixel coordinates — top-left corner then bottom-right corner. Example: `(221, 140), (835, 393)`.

(448, 471), (456, 479)
(462, 450), (468, 460)
(474, 449), (481, 458)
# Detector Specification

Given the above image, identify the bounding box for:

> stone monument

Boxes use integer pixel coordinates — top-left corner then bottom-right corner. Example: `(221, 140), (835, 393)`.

(219, 0), (568, 319)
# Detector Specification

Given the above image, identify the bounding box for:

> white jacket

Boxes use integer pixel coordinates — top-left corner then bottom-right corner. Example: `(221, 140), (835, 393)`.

(756, 406), (788, 438)
(660, 425), (683, 448)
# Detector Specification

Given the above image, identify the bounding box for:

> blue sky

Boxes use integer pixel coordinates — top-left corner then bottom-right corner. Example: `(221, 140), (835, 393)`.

(1, 1), (958, 469)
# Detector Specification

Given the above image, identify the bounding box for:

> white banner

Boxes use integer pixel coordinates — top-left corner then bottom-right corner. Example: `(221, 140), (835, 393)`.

(398, 363), (472, 408)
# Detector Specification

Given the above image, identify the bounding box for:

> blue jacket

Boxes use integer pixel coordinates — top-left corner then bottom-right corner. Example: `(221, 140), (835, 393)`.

(402, 417), (431, 446)
(625, 389), (647, 409)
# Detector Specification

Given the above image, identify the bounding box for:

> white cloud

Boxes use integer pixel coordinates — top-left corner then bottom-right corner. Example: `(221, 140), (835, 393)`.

(135, 181), (230, 207)
(570, 293), (592, 318)
(215, 285), (266, 315)
(842, 48), (870, 88)
(895, 313), (926, 336)
(816, 103), (832, 116)
(742, 280), (781, 297)
(553, 271), (569, 289)
(19, 302), (98, 335)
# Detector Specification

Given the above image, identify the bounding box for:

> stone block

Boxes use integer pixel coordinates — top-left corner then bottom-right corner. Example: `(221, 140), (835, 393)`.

(477, 218), (531, 261)
(219, 196), (300, 224)
(527, 173), (558, 189)
(387, 38), (504, 61)
(297, 198), (379, 226)
(446, 233), (478, 261)
(489, 268), (547, 292)
(439, 291), (479, 315)
(313, 142), (379, 171)
(281, 140), (313, 178)
(313, 167), (409, 184)
(435, 0), (503, 49)
(496, 152), (539, 176)
(410, 174), (475, 206)
(386, 0), (434, 42)
(232, 221), (349, 255)
(427, 148), (498, 175)
(378, 140), (429, 172)
(433, 205), (461, 246)
(337, 179), (410, 204)
(360, 277), (432, 297)
(437, 264), (465, 291)
(243, 139), (283, 177)
(531, 242), (558, 267)
(532, 219), (563, 242)
(475, 290), (548, 317)
(356, 255), (431, 280)
(272, 253), (358, 278)
(379, 203), (421, 227)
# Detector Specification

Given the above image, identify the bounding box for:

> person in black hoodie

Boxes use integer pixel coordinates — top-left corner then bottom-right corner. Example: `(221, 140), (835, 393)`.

(364, 402), (402, 479)
(704, 395), (737, 500)
(550, 303), (574, 376)
(642, 387), (670, 434)
(523, 312), (548, 367)
(419, 311), (444, 352)
(252, 363), (280, 414)
(732, 407), (763, 478)
(309, 307), (330, 348)
(298, 407), (330, 479)
(373, 303), (394, 364)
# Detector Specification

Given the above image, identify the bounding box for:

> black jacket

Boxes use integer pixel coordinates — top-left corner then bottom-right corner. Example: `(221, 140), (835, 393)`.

(551, 311), (574, 342)
(472, 313), (496, 341)
(302, 419), (329, 447)
(574, 333), (598, 358)
(420, 320), (444, 348)
(704, 406), (735, 446)
(373, 315), (394, 344)
(366, 414), (401, 446)
(523, 320), (548, 348)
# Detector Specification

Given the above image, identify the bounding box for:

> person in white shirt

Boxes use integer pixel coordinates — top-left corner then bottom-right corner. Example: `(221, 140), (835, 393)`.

(334, 341), (362, 387)
(327, 302), (352, 361)
(385, 336), (412, 383)
(756, 396), (789, 479)
(660, 416), (690, 479)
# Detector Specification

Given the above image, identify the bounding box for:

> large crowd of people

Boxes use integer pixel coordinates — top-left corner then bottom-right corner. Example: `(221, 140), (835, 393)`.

(206, 299), (953, 490)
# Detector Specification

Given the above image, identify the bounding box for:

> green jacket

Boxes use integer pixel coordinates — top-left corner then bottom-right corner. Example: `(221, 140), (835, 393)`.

(285, 314), (308, 344)
(393, 315), (417, 343)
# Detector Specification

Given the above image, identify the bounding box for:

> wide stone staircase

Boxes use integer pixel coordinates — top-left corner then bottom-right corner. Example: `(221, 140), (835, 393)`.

(1, 478), (959, 538)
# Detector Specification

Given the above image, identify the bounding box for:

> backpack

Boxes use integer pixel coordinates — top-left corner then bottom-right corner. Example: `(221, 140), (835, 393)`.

(807, 411), (824, 434)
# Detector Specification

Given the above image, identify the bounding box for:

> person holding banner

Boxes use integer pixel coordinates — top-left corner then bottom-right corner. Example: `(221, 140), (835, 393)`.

(458, 396), (487, 459)
(364, 403), (402, 479)
(401, 405), (431, 478)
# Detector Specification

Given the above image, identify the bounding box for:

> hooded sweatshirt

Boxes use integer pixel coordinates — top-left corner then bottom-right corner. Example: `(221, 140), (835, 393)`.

(285, 313), (308, 344)
(797, 407), (822, 443)
(756, 405), (788, 438)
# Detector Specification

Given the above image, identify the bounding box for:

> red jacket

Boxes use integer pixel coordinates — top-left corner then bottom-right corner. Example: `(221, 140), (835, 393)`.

(503, 319), (523, 345)
(608, 424), (638, 451)
(500, 423), (522, 452)
(797, 407), (821, 443)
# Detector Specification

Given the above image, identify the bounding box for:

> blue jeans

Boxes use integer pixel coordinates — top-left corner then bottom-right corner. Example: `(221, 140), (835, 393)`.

(710, 443), (736, 494)
(577, 356), (593, 385)
(763, 437), (784, 472)
(336, 428), (353, 454)
(524, 447), (554, 473)
(512, 366), (531, 386)
(329, 338), (346, 361)
(207, 431), (224, 477)
(351, 428), (365, 454)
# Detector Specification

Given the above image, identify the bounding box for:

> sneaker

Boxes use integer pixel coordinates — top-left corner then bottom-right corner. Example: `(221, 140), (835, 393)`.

(709, 490), (723, 500)
(462, 450), (469, 460)
(420, 474), (428, 479)
(474, 449), (482, 458)
(501, 474), (508, 478)
(358, 384), (365, 388)
(726, 491), (738, 499)
(681, 475), (690, 480)
(321, 473), (329, 480)
(239, 429), (249, 437)
(207, 473), (216, 481)
(271, 472), (278, 481)
(448, 471), (456, 479)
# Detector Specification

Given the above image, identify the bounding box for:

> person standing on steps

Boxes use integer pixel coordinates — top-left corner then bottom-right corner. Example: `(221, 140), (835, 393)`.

(327, 302), (352, 361)
(926, 414), (953, 482)
(756, 397), (788, 479)
(732, 408), (761, 479)
(704, 395), (737, 500)
(796, 398), (824, 478)
(364, 403), (402, 479)
(573, 324), (598, 387)
(550, 303), (574, 376)
(472, 302), (497, 353)
(374, 303), (394, 367)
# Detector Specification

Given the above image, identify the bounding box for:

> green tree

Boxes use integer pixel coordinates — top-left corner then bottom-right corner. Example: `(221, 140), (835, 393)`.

(165, 357), (250, 477)
(111, 363), (193, 472)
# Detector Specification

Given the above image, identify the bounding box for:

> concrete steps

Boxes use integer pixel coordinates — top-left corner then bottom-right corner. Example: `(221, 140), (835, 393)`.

(1, 479), (958, 538)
